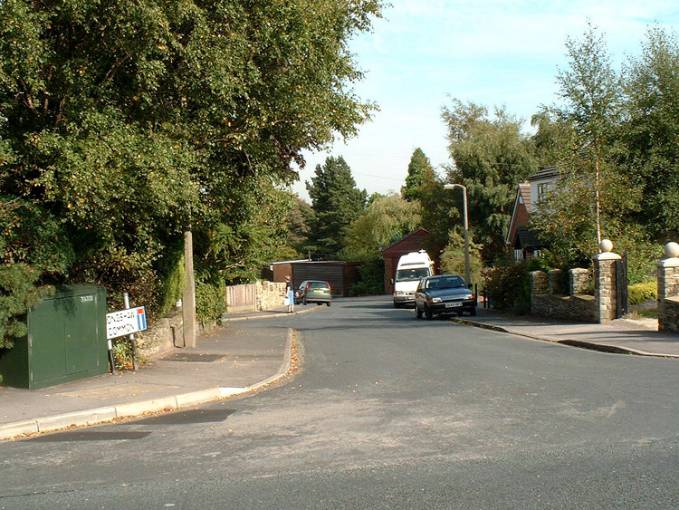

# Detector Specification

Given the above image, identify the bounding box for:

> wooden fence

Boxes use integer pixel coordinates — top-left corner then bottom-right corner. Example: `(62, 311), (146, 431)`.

(225, 283), (257, 313)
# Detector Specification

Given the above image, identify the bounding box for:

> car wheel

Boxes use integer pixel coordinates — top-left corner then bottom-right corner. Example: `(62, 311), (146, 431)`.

(393, 301), (400, 308)
(326, 302), (331, 307)
(303, 297), (307, 306)
(470, 307), (477, 316)
(424, 305), (433, 320)
(416, 306), (423, 320)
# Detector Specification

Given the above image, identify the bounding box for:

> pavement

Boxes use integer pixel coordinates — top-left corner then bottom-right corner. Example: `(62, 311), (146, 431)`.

(0, 305), (317, 441)
(3, 298), (677, 442)
(451, 307), (679, 358)
(222, 303), (326, 321)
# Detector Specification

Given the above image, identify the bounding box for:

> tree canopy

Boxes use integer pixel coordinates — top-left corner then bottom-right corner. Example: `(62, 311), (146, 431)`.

(442, 100), (536, 262)
(342, 193), (421, 261)
(554, 22), (632, 245)
(622, 27), (679, 240)
(0, 0), (382, 345)
(401, 148), (434, 201)
(306, 156), (367, 258)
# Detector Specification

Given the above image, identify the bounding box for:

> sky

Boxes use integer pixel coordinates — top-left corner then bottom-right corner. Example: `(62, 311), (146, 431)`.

(292, 0), (679, 201)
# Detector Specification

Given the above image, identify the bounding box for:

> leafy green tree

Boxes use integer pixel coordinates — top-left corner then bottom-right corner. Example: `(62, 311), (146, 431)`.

(0, 198), (70, 347)
(533, 24), (642, 267)
(530, 107), (576, 168)
(0, 0), (382, 345)
(441, 99), (536, 261)
(306, 156), (367, 258)
(342, 193), (421, 261)
(417, 164), (458, 257)
(440, 231), (483, 285)
(195, 177), (295, 283)
(282, 196), (316, 259)
(622, 27), (679, 240)
(401, 148), (434, 201)
(555, 23), (635, 245)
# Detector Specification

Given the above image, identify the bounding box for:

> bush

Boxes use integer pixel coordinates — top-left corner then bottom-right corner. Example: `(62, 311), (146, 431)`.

(348, 259), (384, 296)
(112, 339), (135, 370)
(440, 231), (483, 285)
(76, 246), (160, 319)
(628, 280), (656, 305)
(483, 262), (531, 314)
(158, 253), (185, 317)
(619, 241), (662, 285)
(195, 281), (226, 324)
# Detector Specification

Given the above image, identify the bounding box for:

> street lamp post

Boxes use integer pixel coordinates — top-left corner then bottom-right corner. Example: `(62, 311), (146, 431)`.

(444, 183), (471, 286)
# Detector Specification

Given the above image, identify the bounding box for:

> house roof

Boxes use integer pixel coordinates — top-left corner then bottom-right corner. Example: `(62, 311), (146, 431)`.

(271, 258), (312, 265)
(518, 183), (531, 210)
(528, 166), (559, 181)
(505, 183), (531, 245)
(382, 228), (430, 256)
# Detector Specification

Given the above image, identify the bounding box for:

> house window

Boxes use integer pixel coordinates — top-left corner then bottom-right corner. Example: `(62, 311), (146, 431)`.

(537, 183), (550, 203)
(514, 249), (523, 261)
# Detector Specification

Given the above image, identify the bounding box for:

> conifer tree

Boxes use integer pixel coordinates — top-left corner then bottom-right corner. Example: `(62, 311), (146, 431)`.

(306, 156), (367, 258)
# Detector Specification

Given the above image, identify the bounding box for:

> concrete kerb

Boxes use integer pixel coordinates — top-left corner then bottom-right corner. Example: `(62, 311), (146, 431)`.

(450, 317), (679, 359)
(223, 304), (325, 322)
(0, 328), (299, 441)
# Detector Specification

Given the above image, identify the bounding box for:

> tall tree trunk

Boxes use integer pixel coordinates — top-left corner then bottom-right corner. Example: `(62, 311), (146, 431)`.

(594, 155), (602, 247)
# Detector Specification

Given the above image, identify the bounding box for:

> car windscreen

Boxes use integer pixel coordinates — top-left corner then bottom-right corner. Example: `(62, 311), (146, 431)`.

(396, 268), (430, 281)
(309, 282), (329, 289)
(425, 276), (465, 289)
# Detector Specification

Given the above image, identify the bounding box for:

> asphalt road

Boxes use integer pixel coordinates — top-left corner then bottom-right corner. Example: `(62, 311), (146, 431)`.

(2, 296), (679, 509)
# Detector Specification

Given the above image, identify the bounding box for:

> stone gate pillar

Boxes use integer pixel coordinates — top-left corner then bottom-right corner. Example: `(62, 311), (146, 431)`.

(569, 268), (591, 296)
(594, 239), (620, 324)
(658, 242), (679, 333)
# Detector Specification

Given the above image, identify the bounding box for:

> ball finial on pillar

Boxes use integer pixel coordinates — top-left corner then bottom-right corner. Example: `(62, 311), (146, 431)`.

(599, 239), (613, 253)
(665, 242), (679, 259)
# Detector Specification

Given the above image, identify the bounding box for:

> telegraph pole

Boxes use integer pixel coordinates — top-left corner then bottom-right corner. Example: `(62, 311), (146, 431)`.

(183, 230), (197, 348)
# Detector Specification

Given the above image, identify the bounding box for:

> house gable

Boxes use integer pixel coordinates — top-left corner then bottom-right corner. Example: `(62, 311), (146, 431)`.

(382, 228), (432, 295)
(382, 228), (430, 257)
(506, 183), (531, 246)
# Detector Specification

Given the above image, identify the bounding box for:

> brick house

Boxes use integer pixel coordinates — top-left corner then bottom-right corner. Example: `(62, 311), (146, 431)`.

(382, 228), (434, 295)
(506, 167), (559, 261)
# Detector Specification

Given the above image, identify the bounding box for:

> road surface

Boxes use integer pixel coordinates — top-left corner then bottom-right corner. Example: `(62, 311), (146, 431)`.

(2, 296), (679, 509)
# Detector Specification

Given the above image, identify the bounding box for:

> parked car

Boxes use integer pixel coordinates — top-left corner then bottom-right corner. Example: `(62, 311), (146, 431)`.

(414, 274), (476, 320)
(296, 280), (332, 306)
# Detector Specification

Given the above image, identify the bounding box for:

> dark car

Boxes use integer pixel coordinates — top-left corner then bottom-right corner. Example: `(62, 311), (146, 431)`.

(295, 280), (332, 306)
(414, 274), (476, 320)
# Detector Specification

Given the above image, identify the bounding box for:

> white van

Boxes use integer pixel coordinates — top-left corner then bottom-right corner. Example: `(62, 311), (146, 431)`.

(393, 250), (434, 307)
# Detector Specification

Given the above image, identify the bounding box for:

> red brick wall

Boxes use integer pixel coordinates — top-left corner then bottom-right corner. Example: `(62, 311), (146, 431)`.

(383, 229), (433, 295)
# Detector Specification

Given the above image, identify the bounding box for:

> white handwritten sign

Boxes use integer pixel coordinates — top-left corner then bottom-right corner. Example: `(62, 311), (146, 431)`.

(106, 306), (148, 340)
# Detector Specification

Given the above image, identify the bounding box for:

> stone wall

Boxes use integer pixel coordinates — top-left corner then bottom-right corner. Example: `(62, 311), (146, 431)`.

(256, 280), (287, 311)
(530, 269), (596, 322)
(224, 280), (288, 313)
(570, 268), (591, 295)
(530, 271), (548, 295)
(136, 311), (184, 359)
(532, 293), (597, 322)
(548, 269), (564, 295)
(658, 252), (679, 333)
(661, 297), (679, 333)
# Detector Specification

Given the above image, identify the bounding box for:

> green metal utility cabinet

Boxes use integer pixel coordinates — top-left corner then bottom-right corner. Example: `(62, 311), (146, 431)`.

(0, 285), (108, 389)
